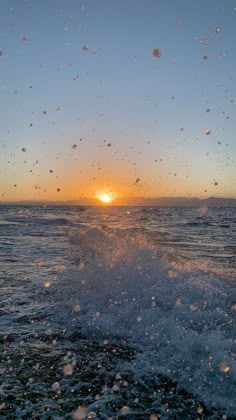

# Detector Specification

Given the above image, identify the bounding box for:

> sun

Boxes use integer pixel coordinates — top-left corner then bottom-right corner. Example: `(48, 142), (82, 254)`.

(95, 189), (117, 204)
(99, 193), (112, 204)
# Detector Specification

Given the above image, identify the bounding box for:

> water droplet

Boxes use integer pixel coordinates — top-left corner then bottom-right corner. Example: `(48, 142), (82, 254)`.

(44, 281), (51, 288)
(121, 406), (130, 415)
(87, 412), (96, 419)
(63, 363), (73, 376)
(52, 381), (60, 391)
(73, 406), (87, 420)
(152, 48), (161, 59)
(218, 362), (230, 373)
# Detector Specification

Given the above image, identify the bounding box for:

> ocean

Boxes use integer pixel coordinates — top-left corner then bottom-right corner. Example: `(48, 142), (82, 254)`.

(0, 205), (235, 419)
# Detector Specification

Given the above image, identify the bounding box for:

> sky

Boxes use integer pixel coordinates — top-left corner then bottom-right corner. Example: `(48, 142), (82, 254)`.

(0, 0), (236, 203)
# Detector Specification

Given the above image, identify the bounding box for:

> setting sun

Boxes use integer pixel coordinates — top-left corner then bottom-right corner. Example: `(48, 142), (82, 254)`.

(95, 189), (118, 204)
(99, 193), (112, 203)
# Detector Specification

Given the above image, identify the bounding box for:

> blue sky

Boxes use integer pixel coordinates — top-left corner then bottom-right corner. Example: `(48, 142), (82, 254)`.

(0, 0), (235, 201)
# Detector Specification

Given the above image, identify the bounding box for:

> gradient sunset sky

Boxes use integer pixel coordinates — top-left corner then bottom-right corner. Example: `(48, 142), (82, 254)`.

(1, 0), (235, 202)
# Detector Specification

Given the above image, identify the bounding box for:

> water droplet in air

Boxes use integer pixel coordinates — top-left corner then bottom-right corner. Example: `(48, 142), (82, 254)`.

(52, 382), (60, 391)
(73, 406), (87, 420)
(87, 412), (96, 419)
(218, 362), (230, 373)
(177, 16), (183, 23)
(121, 406), (130, 415)
(152, 48), (161, 59)
(63, 363), (73, 376)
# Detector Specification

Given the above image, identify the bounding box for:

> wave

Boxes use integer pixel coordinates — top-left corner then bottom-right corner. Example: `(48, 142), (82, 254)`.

(45, 226), (236, 416)
(3, 214), (74, 226)
(185, 221), (214, 227)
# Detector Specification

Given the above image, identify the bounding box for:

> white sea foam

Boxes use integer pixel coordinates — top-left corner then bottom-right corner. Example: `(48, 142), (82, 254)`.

(49, 226), (236, 415)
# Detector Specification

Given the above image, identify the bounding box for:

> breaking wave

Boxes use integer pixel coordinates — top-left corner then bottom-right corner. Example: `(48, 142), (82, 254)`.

(45, 226), (236, 416)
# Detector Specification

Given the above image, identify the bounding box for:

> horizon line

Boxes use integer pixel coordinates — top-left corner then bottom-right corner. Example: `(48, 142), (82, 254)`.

(1, 196), (236, 206)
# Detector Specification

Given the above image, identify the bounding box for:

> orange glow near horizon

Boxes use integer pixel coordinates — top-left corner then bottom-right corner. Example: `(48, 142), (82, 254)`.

(99, 193), (112, 203)
(95, 189), (117, 204)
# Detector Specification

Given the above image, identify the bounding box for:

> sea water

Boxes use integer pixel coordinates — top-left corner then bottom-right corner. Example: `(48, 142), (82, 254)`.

(0, 205), (235, 419)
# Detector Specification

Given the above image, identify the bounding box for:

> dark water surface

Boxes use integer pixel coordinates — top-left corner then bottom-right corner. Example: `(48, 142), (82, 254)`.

(0, 205), (235, 419)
